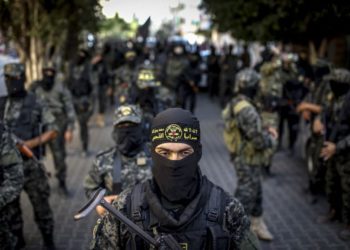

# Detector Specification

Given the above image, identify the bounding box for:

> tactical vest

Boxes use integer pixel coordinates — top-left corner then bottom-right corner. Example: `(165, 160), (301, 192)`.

(125, 177), (231, 250)
(223, 98), (252, 157)
(70, 64), (92, 97)
(223, 96), (269, 166)
(7, 93), (41, 157)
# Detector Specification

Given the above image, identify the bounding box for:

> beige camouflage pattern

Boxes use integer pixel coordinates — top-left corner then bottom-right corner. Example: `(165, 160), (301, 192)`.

(84, 147), (152, 198)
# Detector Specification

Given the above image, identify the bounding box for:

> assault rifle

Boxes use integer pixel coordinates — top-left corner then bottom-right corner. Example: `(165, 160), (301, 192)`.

(74, 188), (182, 250)
(11, 134), (51, 177)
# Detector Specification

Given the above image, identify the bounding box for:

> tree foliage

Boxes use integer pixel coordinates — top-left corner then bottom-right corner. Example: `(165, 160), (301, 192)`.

(155, 20), (174, 42)
(99, 13), (138, 40)
(201, 0), (350, 43)
(0, 0), (102, 83)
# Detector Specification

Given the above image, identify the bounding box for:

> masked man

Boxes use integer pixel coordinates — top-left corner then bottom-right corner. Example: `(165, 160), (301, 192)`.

(31, 66), (76, 195)
(3, 63), (57, 249)
(67, 49), (93, 156)
(223, 68), (278, 241)
(316, 69), (350, 241)
(90, 108), (258, 250)
(84, 105), (152, 215)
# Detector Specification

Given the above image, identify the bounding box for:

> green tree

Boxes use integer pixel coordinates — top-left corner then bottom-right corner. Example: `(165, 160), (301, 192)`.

(156, 20), (174, 42)
(201, 0), (350, 52)
(99, 13), (136, 39)
(0, 0), (102, 84)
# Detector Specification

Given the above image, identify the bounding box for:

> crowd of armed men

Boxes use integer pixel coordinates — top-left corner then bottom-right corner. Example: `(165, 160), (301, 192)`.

(1, 39), (350, 250)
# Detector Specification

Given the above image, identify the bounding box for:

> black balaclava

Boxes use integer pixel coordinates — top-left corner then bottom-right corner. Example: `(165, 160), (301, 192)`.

(5, 76), (26, 98)
(113, 123), (143, 157)
(41, 69), (56, 91)
(329, 80), (350, 99)
(151, 108), (202, 203)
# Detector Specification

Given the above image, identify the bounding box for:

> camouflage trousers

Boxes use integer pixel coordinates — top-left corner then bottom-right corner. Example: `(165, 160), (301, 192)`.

(325, 156), (350, 224)
(48, 116), (68, 182)
(0, 201), (19, 250)
(234, 158), (263, 217)
(306, 134), (327, 195)
(74, 97), (93, 152)
(13, 159), (54, 239)
(261, 111), (279, 167)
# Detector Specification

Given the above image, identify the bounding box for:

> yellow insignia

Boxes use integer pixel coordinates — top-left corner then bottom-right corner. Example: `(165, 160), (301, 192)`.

(180, 243), (188, 250)
(165, 124), (183, 141)
(121, 106), (132, 116)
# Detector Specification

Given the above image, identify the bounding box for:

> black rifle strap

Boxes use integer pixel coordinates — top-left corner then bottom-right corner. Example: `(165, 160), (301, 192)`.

(112, 150), (122, 194)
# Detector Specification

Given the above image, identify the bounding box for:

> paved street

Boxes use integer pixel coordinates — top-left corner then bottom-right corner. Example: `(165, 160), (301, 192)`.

(20, 94), (350, 250)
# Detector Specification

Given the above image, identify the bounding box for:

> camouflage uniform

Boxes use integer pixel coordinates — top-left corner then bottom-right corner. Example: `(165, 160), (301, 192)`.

(323, 70), (350, 225)
(257, 60), (297, 168)
(4, 92), (56, 245)
(113, 51), (139, 106)
(224, 94), (274, 217)
(0, 127), (23, 250)
(84, 147), (152, 198)
(68, 61), (94, 153)
(306, 76), (333, 195)
(31, 79), (76, 184)
(165, 51), (189, 105)
(165, 54), (188, 91)
(84, 105), (152, 198)
(223, 68), (275, 240)
(90, 177), (258, 250)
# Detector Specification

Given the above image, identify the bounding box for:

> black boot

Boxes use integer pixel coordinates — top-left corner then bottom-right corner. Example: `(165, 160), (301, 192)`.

(42, 232), (56, 250)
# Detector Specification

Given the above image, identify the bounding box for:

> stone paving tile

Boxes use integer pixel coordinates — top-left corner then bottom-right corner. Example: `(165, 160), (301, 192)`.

(19, 94), (350, 249)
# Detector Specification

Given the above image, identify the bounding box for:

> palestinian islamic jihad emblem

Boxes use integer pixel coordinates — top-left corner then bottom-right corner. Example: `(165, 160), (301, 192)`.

(165, 124), (183, 141)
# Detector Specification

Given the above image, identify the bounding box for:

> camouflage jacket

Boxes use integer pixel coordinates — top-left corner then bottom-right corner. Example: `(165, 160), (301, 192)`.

(113, 65), (138, 103)
(233, 95), (273, 150)
(31, 80), (76, 130)
(0, 129), (23, 210)
(4, 93), (57, 137)
(114, 65), (138, 87)
(84, 146), (152, 198)
(229, 95), (274, 165)
(257, 61), (297, 111)
(327, 93), (350, 156)
(3, 92), (57, 158)
(90, 176), (258, 250)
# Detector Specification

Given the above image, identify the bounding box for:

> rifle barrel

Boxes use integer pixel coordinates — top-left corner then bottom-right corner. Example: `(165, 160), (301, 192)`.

(100, 199), (158, 247)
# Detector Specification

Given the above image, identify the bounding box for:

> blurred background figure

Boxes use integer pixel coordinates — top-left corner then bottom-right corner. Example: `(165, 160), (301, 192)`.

(207, 45), (220, 100)
(67, 49), (94, 156)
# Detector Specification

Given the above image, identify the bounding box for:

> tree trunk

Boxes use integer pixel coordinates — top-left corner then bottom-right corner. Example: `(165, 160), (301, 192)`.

(308, 40), (317, 65)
